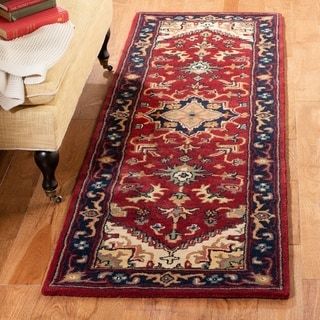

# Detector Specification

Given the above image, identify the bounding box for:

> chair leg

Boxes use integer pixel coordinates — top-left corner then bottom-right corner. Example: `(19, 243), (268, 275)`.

(98, 29), (113, 71)
(34, 151), (63, 203)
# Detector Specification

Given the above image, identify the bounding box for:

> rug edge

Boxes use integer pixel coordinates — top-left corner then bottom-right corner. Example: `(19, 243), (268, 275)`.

(41, 285), (289, 299)
(41, 12), (143, 295)
(278, 13), (290, 299)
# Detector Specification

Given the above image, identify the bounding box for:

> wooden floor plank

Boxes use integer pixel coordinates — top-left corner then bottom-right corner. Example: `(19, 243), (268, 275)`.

(287, 140), (300, 245)
(0, 120), (96, 285)
(0, 286), (39, 320)
(223, 0), (239, 11)
(0, 150), (13, 187)
(0, 151), (40, 277)
(303, 280), (320, 320)
(288, 180), (300, 245)
(295, 102), (320, 279)
(238, 0), (265, 11)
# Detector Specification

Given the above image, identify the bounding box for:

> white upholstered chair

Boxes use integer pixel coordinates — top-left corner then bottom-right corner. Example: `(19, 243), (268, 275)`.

(0, 0), (113, 202)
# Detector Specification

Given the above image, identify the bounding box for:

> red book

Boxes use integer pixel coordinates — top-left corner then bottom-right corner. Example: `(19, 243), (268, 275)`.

(0, 7), (69, 40)
(0, 0), (45, 12)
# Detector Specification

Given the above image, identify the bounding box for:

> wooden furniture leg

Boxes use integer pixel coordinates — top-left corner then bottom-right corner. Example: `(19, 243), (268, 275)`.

(98, 29), (113, 71)
(34, 151), (62, 203)
(33, 30), (113, 203)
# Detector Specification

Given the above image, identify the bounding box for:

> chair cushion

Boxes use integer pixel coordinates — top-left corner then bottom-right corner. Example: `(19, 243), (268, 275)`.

(0, 0), (113, 150)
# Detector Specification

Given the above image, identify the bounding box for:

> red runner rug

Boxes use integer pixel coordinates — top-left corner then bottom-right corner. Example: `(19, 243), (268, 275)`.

(43, 12), (289, 298)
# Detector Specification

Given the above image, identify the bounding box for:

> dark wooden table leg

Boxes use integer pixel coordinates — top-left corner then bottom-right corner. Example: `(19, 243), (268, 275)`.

(34, 151), (62, 203)
(98, 29), (113, 71)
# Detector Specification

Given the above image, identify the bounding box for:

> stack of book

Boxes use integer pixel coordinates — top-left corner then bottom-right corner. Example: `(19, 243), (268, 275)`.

(0, 0), (69, 40)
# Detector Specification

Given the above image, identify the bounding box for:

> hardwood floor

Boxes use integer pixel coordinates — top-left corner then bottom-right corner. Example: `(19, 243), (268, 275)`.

(0, 0), (319, 319)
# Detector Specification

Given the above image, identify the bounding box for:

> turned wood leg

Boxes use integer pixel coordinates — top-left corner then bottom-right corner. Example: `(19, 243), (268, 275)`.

(34, 151), (62, 203)
(98, 29), (113, 71)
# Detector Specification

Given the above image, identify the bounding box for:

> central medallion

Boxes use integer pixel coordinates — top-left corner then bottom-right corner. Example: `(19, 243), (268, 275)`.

(147, 96), (237, 136)
(162, 99), (222, 131)
(183, 61), (217, 75)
